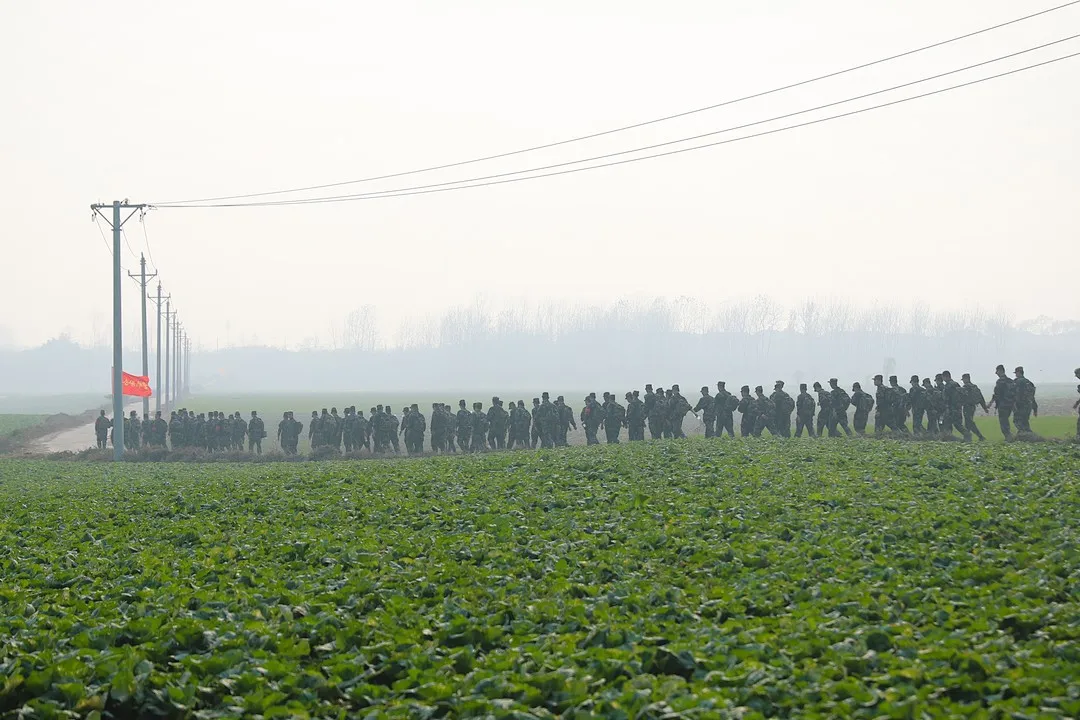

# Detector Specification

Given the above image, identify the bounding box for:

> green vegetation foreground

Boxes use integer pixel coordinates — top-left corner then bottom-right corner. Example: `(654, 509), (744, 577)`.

(1, 440), (1078, 717)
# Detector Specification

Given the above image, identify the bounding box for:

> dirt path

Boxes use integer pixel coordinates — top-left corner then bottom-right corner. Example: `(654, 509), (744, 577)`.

(30, 404), (141, 453)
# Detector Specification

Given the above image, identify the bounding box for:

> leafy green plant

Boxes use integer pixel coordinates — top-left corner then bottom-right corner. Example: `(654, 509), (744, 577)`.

(1, 439), (1078, 717)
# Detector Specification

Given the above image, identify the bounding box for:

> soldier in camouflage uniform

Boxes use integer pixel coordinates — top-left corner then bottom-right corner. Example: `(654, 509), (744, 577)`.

(1012, 366), (1038, 434)
(429, 403), (446, 452)
(95, 410), (111, 449)
(537, 392), (558, 449)
(233, 411), (248, 451)
(851, 382), (874, 435)
(908, 375), (927, 435)
(248, 411), (265, 454)
(736, 386), (754, 438)
(770, 381), (794, 438)
(555, 396), (576, 447)
(873, 375), (891, 435)
(960, 373), (988, 441)
(751, 386), (774, 437)
(309, 411), (321, 449)
(126, 411), (141, 450)
(889, 376), (909, 433)
(925, 377), (944, 434)
(625, 391), (646, 441)
(486, 398), (508, 450)
(646, 389), (667, 440)
(405, 403), (426, 454)
(694, 386), (716, 438)
(512, 400), (532, 449)
(582, 394), (604, 445)
(714, 381), (736, 438)
(812, 382), (834, 437)
(470, 402), (488, 452)
(828, 379), (853, 437)
(151, 411), (168, 448)
(941, 370), (970, 440)
(604, 392), (625, 444)
(454, 400), (471, 453)
(987, 364), (1015, 439)
(795, 383), (816, 438)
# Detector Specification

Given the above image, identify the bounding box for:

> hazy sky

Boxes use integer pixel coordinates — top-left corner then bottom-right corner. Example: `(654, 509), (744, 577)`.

(2, 0), (1078, 350)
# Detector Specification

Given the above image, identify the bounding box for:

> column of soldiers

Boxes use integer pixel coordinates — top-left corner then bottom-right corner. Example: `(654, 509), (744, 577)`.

(94, 365), (1072, 454)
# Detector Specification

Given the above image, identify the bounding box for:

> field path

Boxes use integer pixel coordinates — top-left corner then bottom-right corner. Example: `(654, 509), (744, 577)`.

(30, 403), (141, 453)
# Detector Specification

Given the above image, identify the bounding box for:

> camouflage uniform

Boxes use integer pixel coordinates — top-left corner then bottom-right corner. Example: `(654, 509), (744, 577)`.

(625, 392), (646, 441)
(604, 394), (625, 444)
(555, 397), (576, 447)
(694, 388), (716, 438)
(829, 380), (854, 436)
(814, 383), (835, 437)
(961, 375), (987, 441)
(646, 390), (667, 440)
(873, 376), (891, 435)
(430, 403), (446, 452)
(309, 411), (321, 449)
(941, 372), (970, 440)
(1012, 367), (1037, 434)
(908, 376), (927, 434)
(471, 403), (488, 452)
(925, 378), (944, 434)
(455, 401), (472, 453)
(751, 387), (774, 437)
(248, 412), (265, 454)
(889, 377), (909, 433)
(405, 405), (426, 454)
(668, 386), (691, 439)
(988, 366), (1015, 438)
(512, 401), (532, 450)
(582, 395), (604, 446)
(537, 393), (558, 449)
(487, 398), (509, 450)
(770, 382), (794, 438)
(531, 399), (545, 448)
(714, 382), (736, 438)
(736, 387), (754, 438)
(850, 383), (874, 435)
(94, 411), (111, 449)
(795, 385), (816, 438)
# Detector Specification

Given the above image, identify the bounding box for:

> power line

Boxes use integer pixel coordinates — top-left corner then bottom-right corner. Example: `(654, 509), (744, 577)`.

(94, 214), (129, 271)
(139, 210), (159, 273)
(122, 228), (139, 262)
(151, 0), (1080, 206)
(158, 35), (1079, 208)
(154, 48), (1080, 209)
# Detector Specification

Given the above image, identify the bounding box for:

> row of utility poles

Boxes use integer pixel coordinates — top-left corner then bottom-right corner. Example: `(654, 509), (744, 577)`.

(92, 200), (192, 460)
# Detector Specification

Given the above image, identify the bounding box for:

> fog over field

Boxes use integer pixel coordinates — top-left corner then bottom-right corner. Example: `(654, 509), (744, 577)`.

(1, 296), (1077, 397)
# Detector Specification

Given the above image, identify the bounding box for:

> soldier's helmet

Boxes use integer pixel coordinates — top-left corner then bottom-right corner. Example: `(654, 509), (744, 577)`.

(996, 364), (1006, 373)
(942, 370), (952, 379)
(853, 382), (862, 389)
(813, 381), (822, 389)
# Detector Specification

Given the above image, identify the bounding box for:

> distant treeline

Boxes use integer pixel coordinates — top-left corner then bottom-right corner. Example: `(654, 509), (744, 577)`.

(2, 298), (1077, 394)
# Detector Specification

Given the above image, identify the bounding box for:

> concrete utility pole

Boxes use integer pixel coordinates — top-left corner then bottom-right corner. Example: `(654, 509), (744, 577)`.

(91, 200), (145, 461)
(185, 336), (191, 397)
(175, 322), (182, 404)
(128, 254), (157, 419)
(164, 302), (172, 411)
(149, 285), (169, 414)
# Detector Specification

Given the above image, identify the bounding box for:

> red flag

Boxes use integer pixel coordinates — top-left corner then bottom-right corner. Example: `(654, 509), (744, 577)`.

(112, 370), (153, 398)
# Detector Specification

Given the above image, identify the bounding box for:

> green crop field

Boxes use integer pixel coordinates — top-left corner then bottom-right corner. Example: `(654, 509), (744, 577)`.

(2, 439), (1078, 717)
(0, 415), (48, 435)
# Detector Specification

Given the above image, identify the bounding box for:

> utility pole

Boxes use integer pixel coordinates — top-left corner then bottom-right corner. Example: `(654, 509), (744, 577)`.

(175, 321), (182, 404)
(149, 285), (169, 415)
(185, 335), (191, 397)
(128, 254), (157, 419)
(91, 200), (145, 461)
(164, 302), (172, 411)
